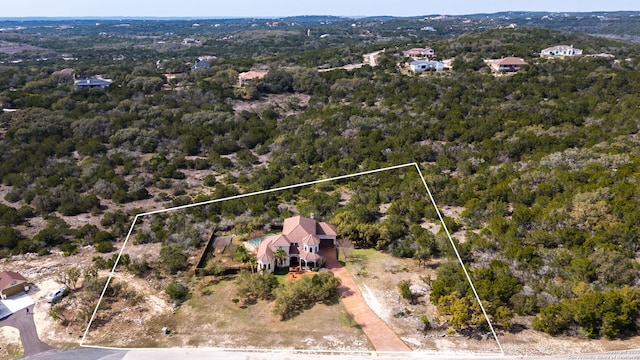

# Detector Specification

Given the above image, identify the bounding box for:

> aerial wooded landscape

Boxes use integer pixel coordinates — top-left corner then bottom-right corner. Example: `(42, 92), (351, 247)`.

(1, 10), (640, 359)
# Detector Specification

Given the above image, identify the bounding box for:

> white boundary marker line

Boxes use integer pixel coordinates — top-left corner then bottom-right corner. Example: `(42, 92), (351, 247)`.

(80, 344), (501, 358)
(414, 163), (504, 355)
(80, 161), (503, 356)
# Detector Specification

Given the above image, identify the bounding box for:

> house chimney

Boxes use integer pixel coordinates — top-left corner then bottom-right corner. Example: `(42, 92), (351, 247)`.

(310, 213), (315, 219)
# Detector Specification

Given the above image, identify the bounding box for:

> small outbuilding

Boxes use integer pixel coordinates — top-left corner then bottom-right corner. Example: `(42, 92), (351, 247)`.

(0, 271), (29, 299)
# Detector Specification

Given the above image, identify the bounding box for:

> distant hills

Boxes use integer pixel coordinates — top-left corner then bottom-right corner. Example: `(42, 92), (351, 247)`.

(0, 11), (638, 22)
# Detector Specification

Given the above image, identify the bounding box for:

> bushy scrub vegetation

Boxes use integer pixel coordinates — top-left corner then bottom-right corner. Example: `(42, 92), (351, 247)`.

(273, 272), (341, 320)
(1, 15), (640, 338)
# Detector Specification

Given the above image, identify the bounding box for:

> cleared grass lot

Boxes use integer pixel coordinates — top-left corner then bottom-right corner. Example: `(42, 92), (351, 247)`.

(88, 276), (372, 350)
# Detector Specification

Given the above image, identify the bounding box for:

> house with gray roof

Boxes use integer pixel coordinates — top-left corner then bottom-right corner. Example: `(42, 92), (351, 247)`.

(191, 60), (211, 70)
(74, 78), (112, 90)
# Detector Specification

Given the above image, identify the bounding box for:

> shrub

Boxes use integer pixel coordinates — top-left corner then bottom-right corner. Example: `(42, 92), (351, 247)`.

(94, 241), (114, 253)
(165, 280), (190, 304)
(58, 242), (78, 256)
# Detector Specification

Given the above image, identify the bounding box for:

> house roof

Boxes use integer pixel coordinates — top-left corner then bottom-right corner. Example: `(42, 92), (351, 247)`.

(283, 216), (316, 234)
(542, 45), (580, 52)
(271, 235), (291, 247)
(410, 60), (443, 66)
(192, 60), (211, 69)
(52, 68), (74, 76)
(299, 250), (322, 262)
(256, 216), (336, 263)
(494, 57), (528, 66)
(256, 246), (273, 262)
(74, 78), (112, 87)
(239, 71), (266, 81)
(301, 234), (321, 245)
(0, 271), (27, 291)
(317, 222), (337, 237)
(406, 47), (434, 54)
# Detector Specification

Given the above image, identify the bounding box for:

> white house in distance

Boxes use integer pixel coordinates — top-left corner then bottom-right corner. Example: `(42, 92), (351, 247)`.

(256, 216), (337, 273)
(410, 60), (445, 72)
(541, 45), (583, 57)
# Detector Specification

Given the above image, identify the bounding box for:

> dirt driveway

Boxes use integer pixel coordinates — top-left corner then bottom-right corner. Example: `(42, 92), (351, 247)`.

(324, 247), (410, 353)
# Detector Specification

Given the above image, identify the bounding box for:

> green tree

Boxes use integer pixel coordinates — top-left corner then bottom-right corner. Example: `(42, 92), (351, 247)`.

(273, 248), (287, 269)
(160, 243), (188, 274)
(165, 280), (190, 304)
(397, 279), (415, 304)
(235, 270), (279, 305)
(273, 272), (340, 320)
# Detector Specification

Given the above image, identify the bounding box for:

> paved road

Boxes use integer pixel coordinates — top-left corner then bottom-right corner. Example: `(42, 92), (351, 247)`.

(28, 347), (640, 360)
(21, 347), (124, 360)
(0, 304), (54, 357)
(324, 246), (411, 353)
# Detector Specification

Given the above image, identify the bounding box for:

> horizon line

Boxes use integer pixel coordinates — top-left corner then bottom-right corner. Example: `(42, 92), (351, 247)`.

(0, 10), (638, 21)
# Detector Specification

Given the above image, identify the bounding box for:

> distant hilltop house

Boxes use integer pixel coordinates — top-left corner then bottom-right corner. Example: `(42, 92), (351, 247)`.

(52, 68), (74, 76)
(163, 71), (186, 80)
(74, 78), (112, 90)
(489, 57), (528, 73)
(182, 38), (199, 45)
(541, 45), (583, 57)
(410, 60), (445, 72)
(0, 271), (29, 299)
(198, 55), (217, 62)
(238, 70), (267, 86)
(404, 47), (436, 58)
(585, 53), (616, 62)
(257, 215), (337, 273)
(191, 60), (211, 70)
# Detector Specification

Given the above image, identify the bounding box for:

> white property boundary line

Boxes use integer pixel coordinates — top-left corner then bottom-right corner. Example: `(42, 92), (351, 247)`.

(80, 162), (504, 355)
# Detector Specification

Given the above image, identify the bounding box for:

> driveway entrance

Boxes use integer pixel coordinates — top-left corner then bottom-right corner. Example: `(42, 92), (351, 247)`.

(0, 304), (54, 357)
(324, 246), (410, 353)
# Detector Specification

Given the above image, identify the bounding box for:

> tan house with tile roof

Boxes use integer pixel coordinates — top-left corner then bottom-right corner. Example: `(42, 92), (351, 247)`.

(257, 216), (337, 273)
(0, 271), (29, 299)
(490, 57), (528, 73)
(404, 47), (436, 58)
(238, 70), (267, 86)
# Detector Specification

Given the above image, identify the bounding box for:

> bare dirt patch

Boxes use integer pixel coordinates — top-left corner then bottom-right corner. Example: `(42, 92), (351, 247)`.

(0, 41), (43, 55)
(233, 94), (310, 116)
(0, 326), (22, 360)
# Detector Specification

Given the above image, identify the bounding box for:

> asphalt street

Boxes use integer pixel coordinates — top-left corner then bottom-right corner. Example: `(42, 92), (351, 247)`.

(0, 304), (54, 357)
(19, 347), (640, 360)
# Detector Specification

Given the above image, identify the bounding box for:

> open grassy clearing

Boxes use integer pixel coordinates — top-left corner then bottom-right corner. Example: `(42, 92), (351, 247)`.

(85, 273), (372, 351)
(344, 249), (444, 350)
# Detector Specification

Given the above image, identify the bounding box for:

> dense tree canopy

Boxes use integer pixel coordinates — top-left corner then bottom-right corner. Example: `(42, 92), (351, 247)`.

(1, 16), (640, 337)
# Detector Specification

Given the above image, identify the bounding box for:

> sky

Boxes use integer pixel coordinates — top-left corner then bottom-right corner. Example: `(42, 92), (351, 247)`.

(3, 0), (639, 18)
